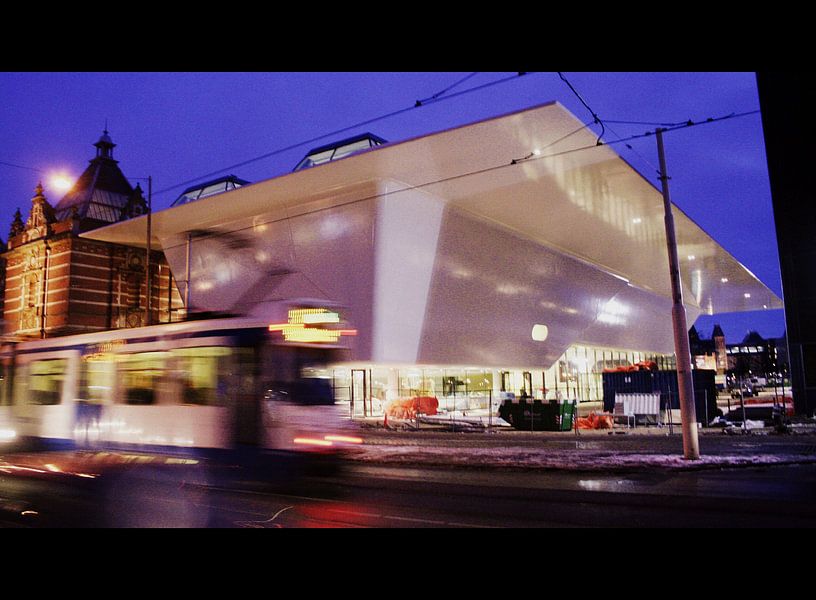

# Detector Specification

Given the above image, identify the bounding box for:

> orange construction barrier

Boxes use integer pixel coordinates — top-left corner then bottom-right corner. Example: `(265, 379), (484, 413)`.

(576, 411), (615, 430)
(385, 396), (439, 419)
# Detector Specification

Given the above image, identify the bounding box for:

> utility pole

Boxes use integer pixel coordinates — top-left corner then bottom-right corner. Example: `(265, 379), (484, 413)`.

(656, 128), (700, 460)
(184, 232), (192, 314)
(145, 175), (152, 326)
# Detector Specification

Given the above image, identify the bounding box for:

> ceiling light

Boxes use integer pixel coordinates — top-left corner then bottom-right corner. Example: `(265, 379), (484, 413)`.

(531, 324), (549, 341)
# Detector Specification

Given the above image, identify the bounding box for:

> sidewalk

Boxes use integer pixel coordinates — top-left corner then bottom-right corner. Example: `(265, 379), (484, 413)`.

(344, 416), (816, 473)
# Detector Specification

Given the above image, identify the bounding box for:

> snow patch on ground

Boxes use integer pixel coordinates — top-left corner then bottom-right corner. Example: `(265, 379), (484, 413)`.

(345, 445), (816, 471)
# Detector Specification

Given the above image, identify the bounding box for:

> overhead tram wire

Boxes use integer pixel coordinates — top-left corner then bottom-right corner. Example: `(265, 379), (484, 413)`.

(416, 72), (481, 105)
(603, 122), (662, 179)
(157, 108), (760, 255)
(602, 118), (701, 177)
(557, 72), (606, 146)
(153, 72), (536, 199)
(553, 74), (685, 175)
(0, 160), (44, 173)
(605, 119), (692, 127)
(511, 121), (595, 164)
(1, 75), (490, 182)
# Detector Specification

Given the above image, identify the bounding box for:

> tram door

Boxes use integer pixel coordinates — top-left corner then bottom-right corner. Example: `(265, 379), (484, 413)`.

(351, 369), (368, 418)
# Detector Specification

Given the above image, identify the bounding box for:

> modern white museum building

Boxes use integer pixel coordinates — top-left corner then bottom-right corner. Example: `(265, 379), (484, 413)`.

(85, 102), (782, 418)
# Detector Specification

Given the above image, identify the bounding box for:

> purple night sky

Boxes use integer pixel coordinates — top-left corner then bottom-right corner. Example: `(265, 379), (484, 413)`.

(0, 72), (783, 344)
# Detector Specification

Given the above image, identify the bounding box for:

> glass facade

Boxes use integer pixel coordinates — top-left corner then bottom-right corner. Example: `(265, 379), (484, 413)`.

(319, 343), (675, 418)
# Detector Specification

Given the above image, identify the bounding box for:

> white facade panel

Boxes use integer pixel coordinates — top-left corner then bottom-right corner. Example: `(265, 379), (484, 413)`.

(417, 206), (633, 368)
(372, 182), (445, 364)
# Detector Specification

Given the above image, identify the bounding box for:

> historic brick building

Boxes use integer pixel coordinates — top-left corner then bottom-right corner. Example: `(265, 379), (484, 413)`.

(690, 324), (787, 381)
(2, 131), (185, 339)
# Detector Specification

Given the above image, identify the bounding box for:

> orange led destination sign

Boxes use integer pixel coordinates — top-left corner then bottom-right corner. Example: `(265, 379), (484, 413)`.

(268, 308), (357, 343)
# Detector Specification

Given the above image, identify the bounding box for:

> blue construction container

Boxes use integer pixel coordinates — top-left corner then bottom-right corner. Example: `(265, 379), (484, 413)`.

(602, 369), (719, 425)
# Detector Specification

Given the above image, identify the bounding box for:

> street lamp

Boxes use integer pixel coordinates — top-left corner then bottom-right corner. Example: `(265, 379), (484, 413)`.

(48, 173), (74, 193)
(145, 176), (153, 326)
(128, 175), (153, 326)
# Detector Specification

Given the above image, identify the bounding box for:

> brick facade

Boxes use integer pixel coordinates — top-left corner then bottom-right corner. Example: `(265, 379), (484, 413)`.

(3, 207), (185, 338)
(1, 133), (186, 339)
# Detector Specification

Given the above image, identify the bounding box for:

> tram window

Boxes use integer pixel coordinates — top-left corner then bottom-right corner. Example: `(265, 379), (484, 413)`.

(170, 346), (232, 406)
(117, 352), (166, 405)
(264, 378), (334, 406)
(81, 358), (115, 403)
(25, 359), (67, 405)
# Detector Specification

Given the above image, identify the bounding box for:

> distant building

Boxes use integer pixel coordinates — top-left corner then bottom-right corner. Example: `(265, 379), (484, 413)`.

(1, 131), (185, 338)
(725, 330), (787, 379)
(689, 324), (729, 374)
(690, 324), (787, 381)
(689, 325), (717, 371)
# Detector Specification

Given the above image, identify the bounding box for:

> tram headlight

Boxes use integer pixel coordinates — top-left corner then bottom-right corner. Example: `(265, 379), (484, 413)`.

(0, 428), (17, 442)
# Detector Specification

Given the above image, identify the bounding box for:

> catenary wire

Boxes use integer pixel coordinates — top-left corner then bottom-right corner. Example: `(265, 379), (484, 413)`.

(420, 72), (481, 103)
(603, 122), (662, 177)
(153, 72), (535, 198)
(557, 72), (606, 145)
(0, 160), (43, 173)
(605, 119), (691, 127)
(0, 74), (488, 185)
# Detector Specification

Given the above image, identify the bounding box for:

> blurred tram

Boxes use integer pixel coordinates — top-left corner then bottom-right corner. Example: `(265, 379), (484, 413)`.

(0, 303), (361, 460)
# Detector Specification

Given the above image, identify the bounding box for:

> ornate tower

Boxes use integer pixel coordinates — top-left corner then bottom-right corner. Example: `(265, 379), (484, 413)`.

(25, 183), (56, 233)
(3, 184), (61, 336)
(2, 131), (184, 338)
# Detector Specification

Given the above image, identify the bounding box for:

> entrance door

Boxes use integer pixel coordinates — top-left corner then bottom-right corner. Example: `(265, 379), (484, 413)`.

(351, 369), (368, 418)
(500, 371), (511, 393)
(523, 371), (533, 397)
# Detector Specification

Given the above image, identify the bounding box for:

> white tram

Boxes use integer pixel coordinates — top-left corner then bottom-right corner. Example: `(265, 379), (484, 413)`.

(0, 305), (361, 458)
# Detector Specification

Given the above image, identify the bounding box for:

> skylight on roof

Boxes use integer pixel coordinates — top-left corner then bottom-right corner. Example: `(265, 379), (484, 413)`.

(171, 175), (249, 207)
(294, 133), (387, 172)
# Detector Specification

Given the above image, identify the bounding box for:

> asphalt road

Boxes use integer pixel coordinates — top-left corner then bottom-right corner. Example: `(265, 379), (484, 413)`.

(241, 462), (816, 528)
(4, 459), (815, 528)
(4, 427), (816, 528)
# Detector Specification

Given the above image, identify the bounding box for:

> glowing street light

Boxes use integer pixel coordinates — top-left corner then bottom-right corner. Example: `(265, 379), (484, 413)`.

(48, 173), (75, 192)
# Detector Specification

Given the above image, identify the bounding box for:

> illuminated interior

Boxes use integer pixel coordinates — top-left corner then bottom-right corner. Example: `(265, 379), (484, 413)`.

(305, 342), (676, 418)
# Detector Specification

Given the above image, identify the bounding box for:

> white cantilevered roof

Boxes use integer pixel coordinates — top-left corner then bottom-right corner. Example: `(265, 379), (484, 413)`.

(83, 101), (782, 316)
